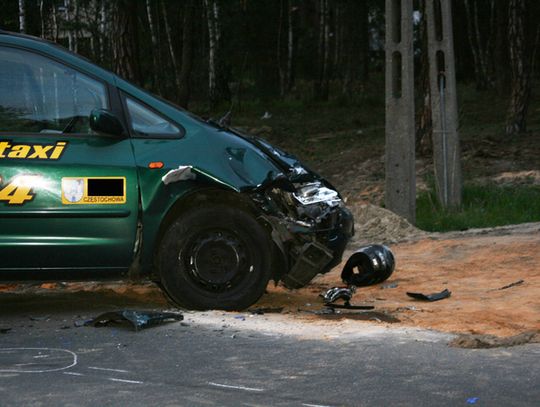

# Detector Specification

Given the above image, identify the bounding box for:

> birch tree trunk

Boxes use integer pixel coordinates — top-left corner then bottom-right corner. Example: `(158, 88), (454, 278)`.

(162, 0), (181, 94)
(506, 0), (531, 136)
(39, 0), (46, 38)
(72, 0), (79, 53)
(99, 1), (106, 62)
(52, 3), (59, 42)
(64, 0), (75, 51)
(204, 0), (218, 106)
(18, 0), (26, 33)
(204, 0), (229, 107)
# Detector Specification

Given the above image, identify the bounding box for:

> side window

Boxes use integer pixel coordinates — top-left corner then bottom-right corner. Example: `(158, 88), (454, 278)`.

(125, 97), (181, 137)
(0, 46), (107, 134)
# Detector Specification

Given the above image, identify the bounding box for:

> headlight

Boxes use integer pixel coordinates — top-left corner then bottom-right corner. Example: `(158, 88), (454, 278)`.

(293, 183), (341, 207)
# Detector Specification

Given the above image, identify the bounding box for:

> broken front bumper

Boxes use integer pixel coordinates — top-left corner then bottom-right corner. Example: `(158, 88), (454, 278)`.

(251, 182), (354, 289)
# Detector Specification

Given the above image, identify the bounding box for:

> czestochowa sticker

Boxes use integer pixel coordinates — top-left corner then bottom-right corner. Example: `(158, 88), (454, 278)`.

(62, 177), (126, 205)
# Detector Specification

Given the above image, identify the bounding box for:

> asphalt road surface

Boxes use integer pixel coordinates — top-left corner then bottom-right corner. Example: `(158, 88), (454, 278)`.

(0, 290), (538, 406)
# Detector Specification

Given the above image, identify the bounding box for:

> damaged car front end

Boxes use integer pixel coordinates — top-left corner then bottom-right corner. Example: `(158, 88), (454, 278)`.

(244, 137), (354, 289)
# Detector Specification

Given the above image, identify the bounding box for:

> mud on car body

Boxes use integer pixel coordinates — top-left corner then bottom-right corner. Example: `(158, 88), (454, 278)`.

(0, 30), (353, 310)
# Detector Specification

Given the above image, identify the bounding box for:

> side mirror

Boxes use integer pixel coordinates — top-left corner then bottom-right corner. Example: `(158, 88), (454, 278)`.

(89, 109), (125, 137)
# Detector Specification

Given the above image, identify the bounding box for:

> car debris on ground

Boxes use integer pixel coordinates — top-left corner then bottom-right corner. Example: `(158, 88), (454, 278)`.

(85, 310), (184, 331)
(406, 289), (451, 302)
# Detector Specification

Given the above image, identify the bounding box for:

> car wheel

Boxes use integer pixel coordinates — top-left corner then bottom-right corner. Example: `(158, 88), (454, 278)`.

(158, 205), (272, 310)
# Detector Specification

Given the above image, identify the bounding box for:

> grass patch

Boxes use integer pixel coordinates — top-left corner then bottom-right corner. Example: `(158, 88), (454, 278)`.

(416, 184), (540, 232)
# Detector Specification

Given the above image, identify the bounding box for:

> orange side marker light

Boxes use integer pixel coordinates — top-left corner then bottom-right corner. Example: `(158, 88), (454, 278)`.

(148, 162), (164, 169)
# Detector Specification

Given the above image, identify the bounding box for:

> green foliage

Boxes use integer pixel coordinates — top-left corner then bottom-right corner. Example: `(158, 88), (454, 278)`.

(416, 183), (540, 232)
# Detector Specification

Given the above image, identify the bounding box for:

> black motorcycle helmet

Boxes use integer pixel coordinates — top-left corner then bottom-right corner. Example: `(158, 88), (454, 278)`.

(341, 245), (395, 287)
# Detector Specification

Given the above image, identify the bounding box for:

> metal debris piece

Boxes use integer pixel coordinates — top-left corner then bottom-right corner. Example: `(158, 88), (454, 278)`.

(162, 165), (196, 185)
(406, 289), (451, 302)
(497, 279), (524, 290)
(85, 310), (183, 331)
(248, 307), (284, 315)
(319, 286), (375, 309)
(320, 286), (356, 306)
(325, 303), (375, 310)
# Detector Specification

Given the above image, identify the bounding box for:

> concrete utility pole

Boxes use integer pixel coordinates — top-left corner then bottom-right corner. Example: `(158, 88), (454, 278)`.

(385, 0), (415, 223)
(426, 0), (462, 208)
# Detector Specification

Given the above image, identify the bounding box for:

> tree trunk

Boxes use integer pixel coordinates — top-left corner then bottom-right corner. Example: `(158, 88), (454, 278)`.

(286, 1), (295, 92)
(341, 0), (369, 96)
(39, 0), (46, 38)
(161, 0), (181, 95)
(204, 0), (218, 105)
(416, 0), (432, 156)
(506, 0), (530, 136)
(72, 0), (79, 53)
(315, 0), (330, 100)
(52, 3), (59, 42)
(146, 0), (162, 94)
(178, 0), (195, 108)
(64, 0), (75, 52)
(99, 0), (106, 63)
(112, 0), (142, 85)
(277, 0), (285, 97)
(494, 0), (510, 94)
(463, 0), (490, 90)
(18, 0), (26, 33)
(204, 0), (229, 107)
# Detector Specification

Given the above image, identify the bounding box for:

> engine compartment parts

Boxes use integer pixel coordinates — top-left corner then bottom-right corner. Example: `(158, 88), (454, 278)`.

(85, 310), (184, 331)
(406, 289), (451, 302)
(341, 245), (395, 287)
(252, 179), (354, 289)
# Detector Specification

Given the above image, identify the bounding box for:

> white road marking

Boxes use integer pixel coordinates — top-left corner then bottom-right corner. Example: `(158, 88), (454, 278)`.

(208, 382), (264, 392)
(63, 372), (84, 377)
(0, 348), (78, 373)
(88, 366), (129, 373)
(108, 378), (144, 384)
(302, 404), (335, 407)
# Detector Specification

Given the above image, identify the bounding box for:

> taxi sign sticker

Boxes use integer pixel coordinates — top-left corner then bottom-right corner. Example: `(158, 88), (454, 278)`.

(62, 177), (126, 205)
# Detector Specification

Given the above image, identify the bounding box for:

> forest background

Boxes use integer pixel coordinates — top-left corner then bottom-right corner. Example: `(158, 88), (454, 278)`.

(1, 0), (540, 230)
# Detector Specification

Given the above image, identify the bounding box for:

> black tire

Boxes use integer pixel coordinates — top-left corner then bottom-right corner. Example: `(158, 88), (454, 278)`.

(158, 205), (272, 310)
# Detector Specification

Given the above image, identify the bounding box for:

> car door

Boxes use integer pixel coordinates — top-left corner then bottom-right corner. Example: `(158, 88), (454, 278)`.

(0, 45), (138, 274)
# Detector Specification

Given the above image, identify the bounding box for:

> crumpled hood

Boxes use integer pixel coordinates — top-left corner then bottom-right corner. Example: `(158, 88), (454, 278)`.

(227, 128), (322, 184)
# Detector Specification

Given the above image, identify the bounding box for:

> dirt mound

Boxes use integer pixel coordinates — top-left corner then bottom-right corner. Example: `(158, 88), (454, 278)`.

(449, 331), (540, 349)
(349, 203), (426, 247)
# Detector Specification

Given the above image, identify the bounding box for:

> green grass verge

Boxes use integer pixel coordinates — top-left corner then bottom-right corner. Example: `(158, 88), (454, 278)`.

(416, 184), (540, 232)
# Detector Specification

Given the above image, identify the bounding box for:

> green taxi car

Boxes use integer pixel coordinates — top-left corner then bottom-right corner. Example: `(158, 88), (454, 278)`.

(0, 30), (353, 310)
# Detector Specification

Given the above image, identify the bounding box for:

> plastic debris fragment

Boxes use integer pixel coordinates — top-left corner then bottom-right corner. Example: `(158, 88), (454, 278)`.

(406, 289), (451, 302)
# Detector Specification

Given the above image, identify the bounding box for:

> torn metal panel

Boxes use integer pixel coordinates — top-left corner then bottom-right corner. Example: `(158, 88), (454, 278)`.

(162, 166), (196, 185)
